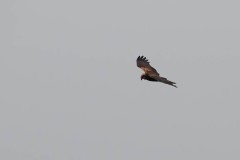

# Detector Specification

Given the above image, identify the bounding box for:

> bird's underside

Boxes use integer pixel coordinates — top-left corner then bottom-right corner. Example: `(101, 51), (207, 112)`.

(137, 56), (177, 88)
(143, 74), (177, 88)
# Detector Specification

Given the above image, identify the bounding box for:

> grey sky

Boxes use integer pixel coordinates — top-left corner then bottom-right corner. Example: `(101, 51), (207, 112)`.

(1, 0), (240, 160)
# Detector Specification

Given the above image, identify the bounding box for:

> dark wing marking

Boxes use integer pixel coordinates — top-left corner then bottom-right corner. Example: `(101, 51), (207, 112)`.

(136, 56), (159, 76)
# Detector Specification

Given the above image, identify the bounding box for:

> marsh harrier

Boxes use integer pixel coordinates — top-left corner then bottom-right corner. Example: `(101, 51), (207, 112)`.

(136, 56), (177, 88)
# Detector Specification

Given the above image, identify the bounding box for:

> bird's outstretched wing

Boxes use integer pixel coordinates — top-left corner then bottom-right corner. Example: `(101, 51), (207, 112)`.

(149, 75), (177, 88)
(136, 56), (159, 76)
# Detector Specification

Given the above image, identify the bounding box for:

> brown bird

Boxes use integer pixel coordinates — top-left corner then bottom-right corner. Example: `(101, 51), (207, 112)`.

(136, 56), (177, 88)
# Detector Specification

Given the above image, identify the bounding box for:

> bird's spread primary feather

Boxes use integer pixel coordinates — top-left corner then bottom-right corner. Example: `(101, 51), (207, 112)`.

(136, 56), (159, 76)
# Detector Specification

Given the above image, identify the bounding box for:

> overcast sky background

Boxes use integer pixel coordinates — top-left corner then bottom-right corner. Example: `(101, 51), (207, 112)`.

(1, 0), (240, 160)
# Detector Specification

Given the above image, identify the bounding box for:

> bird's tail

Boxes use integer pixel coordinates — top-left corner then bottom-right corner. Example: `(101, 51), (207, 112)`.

(159, 77), (177, 88)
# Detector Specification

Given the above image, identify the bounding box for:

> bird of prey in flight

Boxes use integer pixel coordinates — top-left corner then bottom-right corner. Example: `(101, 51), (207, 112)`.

(136, 56), (177, 88)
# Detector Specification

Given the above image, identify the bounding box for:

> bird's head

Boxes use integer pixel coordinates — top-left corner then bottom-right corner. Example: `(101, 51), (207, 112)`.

(141, 74), (146, 80)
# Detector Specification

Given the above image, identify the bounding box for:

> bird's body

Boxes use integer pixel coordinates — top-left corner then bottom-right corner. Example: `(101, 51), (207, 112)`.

(141, 74), (158, 81)
(136, 56), (177, 88)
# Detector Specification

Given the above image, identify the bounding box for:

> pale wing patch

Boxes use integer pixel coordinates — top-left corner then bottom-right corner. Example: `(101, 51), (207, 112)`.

(140, 67), (157, 74)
